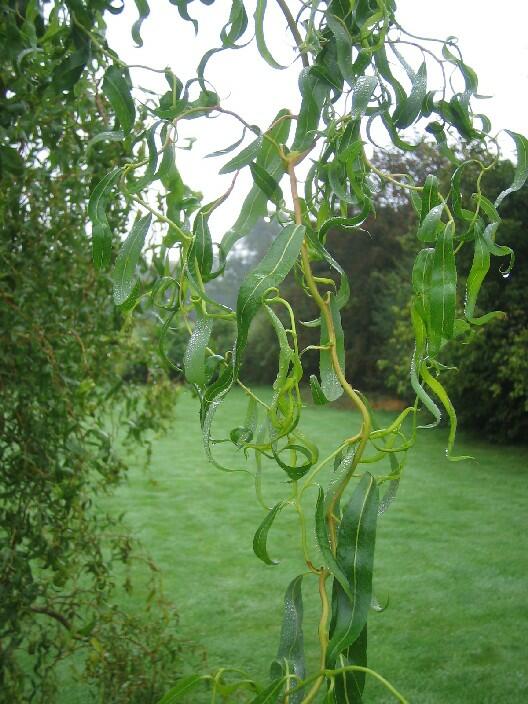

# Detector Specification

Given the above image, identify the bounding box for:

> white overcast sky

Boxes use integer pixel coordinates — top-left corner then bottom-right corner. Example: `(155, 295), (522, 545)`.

(106, 1), (528, 234)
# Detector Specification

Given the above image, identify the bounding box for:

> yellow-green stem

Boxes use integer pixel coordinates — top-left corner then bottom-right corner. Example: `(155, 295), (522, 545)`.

(288, 160), (372, 703)
(301, 570), (330, 704)
(287, 161), (372, 550)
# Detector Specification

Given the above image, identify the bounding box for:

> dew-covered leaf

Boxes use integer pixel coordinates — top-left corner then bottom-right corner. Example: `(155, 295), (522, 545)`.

(102, 65), (135, 135)
(333, 625), (367, 704)
(309, 375), (329, 405)
(292, 68), (331, 152)
(393, 62), (427, 129)
(495, 130), (528, 207)
(112, 213), (151, 305)
(222, 110), (290, 253)
(420, 175), (440, 224)
(429, 222), (456, 350)
(183, 308), (213, 386)
(465, 223), (512, 325)
(315, 488), (353, 601)
(351, 76), (378, 119)
(327, 473), (379, 664)
(252, 502), (285, 565)
(326, 14), (355, 88)
(86, 130), (125, 152)
(417, 203), (443, 242)
(235, 224), (305, 372)
(319, 294), (345, 402)
(269, 575), (305, 703)
(88, 167), (124, 270)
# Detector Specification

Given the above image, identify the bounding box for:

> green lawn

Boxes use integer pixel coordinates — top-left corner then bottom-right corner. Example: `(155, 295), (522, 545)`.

(101, 388), (527, 703)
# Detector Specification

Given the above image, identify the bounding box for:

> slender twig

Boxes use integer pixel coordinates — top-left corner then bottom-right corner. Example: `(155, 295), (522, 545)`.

(275, 0), (310, 68)
(30, 606), (72, 631)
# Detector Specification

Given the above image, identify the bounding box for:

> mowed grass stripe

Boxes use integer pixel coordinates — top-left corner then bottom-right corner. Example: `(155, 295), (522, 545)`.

(87, 388), (527, 704)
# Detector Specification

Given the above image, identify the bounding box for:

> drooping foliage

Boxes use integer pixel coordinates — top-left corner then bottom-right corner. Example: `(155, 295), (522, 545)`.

(377, 153), (528, 441)
(2, 1), (526, 702)
(0, 3), (187, 701)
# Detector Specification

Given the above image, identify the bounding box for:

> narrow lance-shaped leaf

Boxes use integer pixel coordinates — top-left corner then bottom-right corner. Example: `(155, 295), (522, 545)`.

(252, 501), (285, 565)
(127, 122), (160, 193)
(272, 443), (315, 481)
(222, 110), (291, 253)
(270, 575), (305, 704)
(419, 364), (472, 462)
(465, 225), (492, 325)
(219, 136), (262, 175)
(329, 159), (355, 205)
(131, 0), (150, 47)
(86, 130), (125, 152)
(373, 45), (406, 109)
(235, 223), (305, 373)
(482, 223), (514, 268)
(326, 14), (355, 88)
(410, 301), (442, 427)
(451, 164), (476, 222)
(465, 223), (512, 325)
(393, 62), (427, 129)
(192, 204), (214, 279)
(197, 0), (249, 84)
(292, 68), (331, 152)
(411, 247), (434, 323)
(220, 0), (248, 46)
(248, 678), (287, 704)
(52, 48), (88, 93)
(205, 128), (247, 159)
(442, 41), (478, 102)
(324, 447), (356, 519)
(327, 473), (379, 664)
(315, 488), (354, 601)
(420, 174), (440, 224)
(157, 674), (208, 703)
(168, 0), (198, 33)
(250, 162), (283, 205)
(436, 91), (479, 139)
(88, 167), (124, 270)
(156, 133), (178, 185)
(254, 0), (286, 70)
(473, 194), (501, 224)
(319, 294), (345, 402)
(334, 625), (368, 704)
(495, 130), (528, 207)
(102, 65), (136, 135)
(417, 203), (444, 242)
(112, 213), (152, 305)
(318, 201), (372, 242)
(309, 375), (329, 405)
(429, 222), (457, 351)
(351, 76), (378, 119)
(183, 307), (213, 386)
(426, 121), (460, 164)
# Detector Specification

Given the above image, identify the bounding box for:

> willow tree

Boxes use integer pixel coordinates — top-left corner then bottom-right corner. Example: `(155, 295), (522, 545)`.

(6, 0), (527, 702)
(1, 3), (183, 702)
